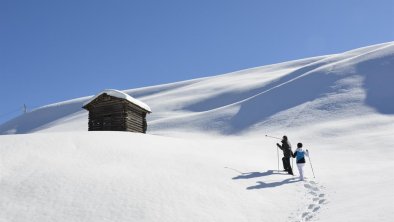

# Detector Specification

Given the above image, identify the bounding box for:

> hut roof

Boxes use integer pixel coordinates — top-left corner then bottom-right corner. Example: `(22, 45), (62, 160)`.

(83, 89), (152, 112)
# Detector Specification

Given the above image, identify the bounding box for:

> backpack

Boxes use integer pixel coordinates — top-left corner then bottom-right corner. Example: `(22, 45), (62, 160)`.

(296, 149), (305, 161)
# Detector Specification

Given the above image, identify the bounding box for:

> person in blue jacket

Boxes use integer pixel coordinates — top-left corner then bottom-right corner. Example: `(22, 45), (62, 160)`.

(292, 142), (309, 180)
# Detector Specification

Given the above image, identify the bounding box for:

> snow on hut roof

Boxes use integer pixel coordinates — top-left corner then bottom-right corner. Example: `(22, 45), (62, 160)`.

(83, 89), (151, 112)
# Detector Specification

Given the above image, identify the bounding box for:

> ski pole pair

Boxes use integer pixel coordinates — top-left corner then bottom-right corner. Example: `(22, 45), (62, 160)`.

(266, 135), (290, 173)
(265, 135), (281, 172)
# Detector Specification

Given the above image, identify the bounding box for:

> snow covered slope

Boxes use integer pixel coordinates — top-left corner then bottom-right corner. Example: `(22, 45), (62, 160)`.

(1, 42), (394, 222)
(1, 42), (394, 136)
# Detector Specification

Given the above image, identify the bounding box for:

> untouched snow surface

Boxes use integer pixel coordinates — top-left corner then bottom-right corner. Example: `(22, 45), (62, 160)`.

(1, 42), (394, 221)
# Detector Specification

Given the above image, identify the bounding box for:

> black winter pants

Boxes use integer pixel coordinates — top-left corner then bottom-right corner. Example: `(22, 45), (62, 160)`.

(282, 157), (293, 174)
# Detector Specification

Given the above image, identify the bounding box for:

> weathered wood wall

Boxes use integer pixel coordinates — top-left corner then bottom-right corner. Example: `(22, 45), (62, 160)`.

(84, 94), (148, 133)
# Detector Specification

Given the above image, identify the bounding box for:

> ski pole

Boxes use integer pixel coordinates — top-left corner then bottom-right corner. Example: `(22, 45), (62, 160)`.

(290, 146), (294, 172)
(307, 150), (316, 178)
(265, 135), (281, 140)
(277, 146), (279, 173)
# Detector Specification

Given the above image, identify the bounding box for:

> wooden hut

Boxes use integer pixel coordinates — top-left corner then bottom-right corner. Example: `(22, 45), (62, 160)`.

(82, 89), (151, 133)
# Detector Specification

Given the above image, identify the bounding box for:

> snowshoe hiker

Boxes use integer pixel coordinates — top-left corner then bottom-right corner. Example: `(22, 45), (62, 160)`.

(292, 142), (309, 180)
(276, 135), (293, 175)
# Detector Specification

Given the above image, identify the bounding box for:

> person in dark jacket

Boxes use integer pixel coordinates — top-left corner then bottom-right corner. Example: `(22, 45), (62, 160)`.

(276, 135), (293, 175)
(292, 142), (309, 180)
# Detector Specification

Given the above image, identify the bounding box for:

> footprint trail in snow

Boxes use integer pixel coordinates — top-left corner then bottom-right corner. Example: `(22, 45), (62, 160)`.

(289, 180), (327, 222)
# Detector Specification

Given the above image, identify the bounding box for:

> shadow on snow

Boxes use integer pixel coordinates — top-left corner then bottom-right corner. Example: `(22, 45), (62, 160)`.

(231, 169), (300, 190)
(232, 170), (283, 179)
(247, 178), (300, 190)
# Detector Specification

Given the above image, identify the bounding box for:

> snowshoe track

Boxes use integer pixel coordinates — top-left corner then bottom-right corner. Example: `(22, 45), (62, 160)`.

(289, 180), (327, 222)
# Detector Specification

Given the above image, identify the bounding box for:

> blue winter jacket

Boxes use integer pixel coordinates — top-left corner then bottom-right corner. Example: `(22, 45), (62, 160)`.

(292, 148), (309, 164)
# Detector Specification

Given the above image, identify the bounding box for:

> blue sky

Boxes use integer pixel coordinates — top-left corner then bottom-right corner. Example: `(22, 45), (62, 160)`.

(1, 0), (394, 124)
